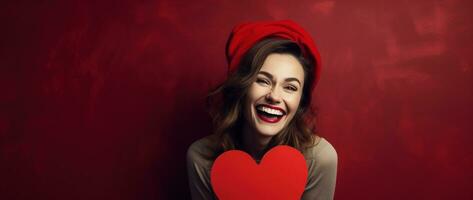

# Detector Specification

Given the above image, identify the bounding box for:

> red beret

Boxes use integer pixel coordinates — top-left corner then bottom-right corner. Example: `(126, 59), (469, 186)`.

(225, 19), (322, 89)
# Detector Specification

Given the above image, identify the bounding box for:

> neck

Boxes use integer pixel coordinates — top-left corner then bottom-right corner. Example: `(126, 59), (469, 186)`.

(241, 124), (273, 161)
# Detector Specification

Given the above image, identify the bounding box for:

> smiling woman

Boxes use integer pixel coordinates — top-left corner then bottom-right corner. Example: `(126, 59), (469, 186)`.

(248, 53), (305, 133)
(187, 20), (337, 200)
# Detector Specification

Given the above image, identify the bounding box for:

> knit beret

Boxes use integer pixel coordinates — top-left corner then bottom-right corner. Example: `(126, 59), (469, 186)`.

(225, 19), (322, 89)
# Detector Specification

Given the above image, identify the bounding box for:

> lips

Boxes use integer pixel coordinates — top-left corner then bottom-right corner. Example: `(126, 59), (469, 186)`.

(255, 104), (286, 123)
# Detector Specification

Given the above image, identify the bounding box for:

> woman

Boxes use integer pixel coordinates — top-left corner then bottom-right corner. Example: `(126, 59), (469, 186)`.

(187, 20), (337, 200)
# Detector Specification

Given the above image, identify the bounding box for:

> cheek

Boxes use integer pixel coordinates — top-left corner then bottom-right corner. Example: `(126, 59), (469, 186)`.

(244, 85), (263, 113)
(285, 95), (302, 124)
(247, 84), (268, 101)
(286, 94), (302, 112)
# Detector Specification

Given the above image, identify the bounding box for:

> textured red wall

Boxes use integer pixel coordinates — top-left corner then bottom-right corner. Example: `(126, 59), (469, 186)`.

(1, 1), (472, 199)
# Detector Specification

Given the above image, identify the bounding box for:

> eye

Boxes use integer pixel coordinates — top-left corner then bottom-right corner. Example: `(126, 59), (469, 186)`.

(285, 85), (298, 91)
(256, 78), (270, 85)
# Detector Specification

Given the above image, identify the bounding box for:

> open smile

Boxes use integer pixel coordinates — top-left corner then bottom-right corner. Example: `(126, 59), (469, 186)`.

(255, 104), (286, 123)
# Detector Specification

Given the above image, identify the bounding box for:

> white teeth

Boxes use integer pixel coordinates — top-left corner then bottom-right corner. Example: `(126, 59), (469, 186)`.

(256, 106), (284, 116)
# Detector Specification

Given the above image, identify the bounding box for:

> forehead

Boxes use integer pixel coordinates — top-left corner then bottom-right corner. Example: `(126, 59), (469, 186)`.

(259, 53), (305, 82)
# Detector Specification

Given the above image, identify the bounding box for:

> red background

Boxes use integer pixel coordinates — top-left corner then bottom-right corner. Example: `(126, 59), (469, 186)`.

(1, 0), (472, 199)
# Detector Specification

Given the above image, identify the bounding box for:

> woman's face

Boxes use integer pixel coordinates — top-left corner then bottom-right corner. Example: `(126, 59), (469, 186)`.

(244, 53), (305, 138)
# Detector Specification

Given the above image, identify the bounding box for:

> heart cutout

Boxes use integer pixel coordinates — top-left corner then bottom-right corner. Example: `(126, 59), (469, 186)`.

(210, 145), (308, 200)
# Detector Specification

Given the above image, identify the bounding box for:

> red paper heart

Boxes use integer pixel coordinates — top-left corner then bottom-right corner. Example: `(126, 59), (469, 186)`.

(210, 145), (308, 200)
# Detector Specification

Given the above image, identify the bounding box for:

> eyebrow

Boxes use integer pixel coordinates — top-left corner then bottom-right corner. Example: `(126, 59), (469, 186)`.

(258, 71), (302, 86)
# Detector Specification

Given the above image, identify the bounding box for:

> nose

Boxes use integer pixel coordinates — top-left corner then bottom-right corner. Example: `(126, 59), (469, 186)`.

(265, 88), (282, 104)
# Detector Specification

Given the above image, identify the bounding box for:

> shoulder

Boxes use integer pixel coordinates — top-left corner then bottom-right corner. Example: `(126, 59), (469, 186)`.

(301, 136), (338, 199)
(303, 136), (338, 167)
(186, 134), (221, 170)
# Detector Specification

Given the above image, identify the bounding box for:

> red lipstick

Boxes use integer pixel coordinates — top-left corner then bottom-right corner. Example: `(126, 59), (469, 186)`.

(255, 104), (286, 123)
(257, 112), (283, 123)
(259, 104), (286, 115)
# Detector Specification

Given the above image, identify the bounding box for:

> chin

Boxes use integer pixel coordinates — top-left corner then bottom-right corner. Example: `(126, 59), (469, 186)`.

(245, 104), (292, 138)
(252, 114), (288, 137)
(255, 126), (282, 137)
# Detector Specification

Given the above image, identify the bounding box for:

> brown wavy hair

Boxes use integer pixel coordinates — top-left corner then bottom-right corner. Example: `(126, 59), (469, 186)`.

(206, 38), (319, 154)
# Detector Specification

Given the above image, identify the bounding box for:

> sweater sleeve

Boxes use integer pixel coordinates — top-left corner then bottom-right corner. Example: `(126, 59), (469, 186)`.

(186, 141), (217, 200)
(301, 138), (338, 200)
